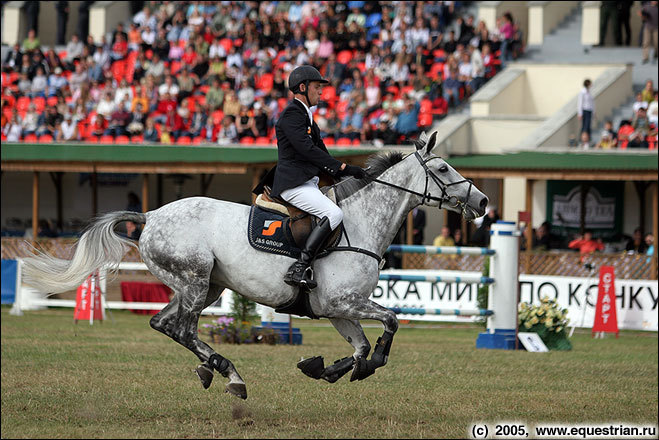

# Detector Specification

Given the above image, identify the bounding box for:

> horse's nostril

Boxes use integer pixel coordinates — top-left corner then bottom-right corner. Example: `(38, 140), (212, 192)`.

(479, 197), (488, 209)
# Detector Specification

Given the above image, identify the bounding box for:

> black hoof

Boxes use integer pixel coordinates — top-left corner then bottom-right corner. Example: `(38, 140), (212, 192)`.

(225, 382), (248, 400)
(297, 356), (325, 379)
(350, 357), (375, 382)
(195, 364), (214, 389)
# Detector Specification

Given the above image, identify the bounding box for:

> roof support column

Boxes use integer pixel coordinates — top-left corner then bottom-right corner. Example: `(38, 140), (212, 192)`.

(142, 173), (149, 213)
(32, 171), (39, 242)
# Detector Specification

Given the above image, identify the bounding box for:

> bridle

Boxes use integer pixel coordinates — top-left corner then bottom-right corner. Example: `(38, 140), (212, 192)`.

(326, 150), (475, 264)
(370, 151), (474, 215)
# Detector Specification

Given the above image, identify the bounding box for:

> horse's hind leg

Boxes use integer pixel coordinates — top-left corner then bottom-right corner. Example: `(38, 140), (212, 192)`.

(148, 267), (247, 399)
(298, 317), (369, 383)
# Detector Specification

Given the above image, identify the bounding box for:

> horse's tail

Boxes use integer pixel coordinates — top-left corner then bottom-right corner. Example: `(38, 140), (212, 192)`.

(22, 211), (147, 294)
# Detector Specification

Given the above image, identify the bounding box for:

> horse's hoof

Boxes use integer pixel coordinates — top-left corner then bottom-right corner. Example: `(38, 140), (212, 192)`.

(195, 364), (214, 389)
(225, 382), (248, 400)
(297, 356), (324, 379)
(350, 357), (375, 382)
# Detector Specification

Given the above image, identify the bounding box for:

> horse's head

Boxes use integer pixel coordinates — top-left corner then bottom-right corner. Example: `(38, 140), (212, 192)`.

(412, 131), (488, 221)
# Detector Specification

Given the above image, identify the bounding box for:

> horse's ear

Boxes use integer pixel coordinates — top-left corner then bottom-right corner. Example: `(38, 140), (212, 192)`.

(425, 131), (437, 154)
(414, 131), (429, 151)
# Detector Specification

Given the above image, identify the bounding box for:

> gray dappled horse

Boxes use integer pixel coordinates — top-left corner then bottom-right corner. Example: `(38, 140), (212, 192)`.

(22, 131), (488, 399)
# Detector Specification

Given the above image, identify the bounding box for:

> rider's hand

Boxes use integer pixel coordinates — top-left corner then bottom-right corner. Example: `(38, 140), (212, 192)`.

(340, 164), (367, 179)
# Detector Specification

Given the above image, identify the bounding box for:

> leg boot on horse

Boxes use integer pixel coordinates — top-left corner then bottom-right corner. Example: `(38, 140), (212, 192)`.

(284, 216), (332, 289)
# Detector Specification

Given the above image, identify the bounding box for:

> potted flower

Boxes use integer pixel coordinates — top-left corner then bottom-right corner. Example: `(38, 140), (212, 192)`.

(518, 296), (572, 350)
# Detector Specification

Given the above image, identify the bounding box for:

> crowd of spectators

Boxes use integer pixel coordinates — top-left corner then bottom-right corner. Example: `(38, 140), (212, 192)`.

(1, 1), (522, 146)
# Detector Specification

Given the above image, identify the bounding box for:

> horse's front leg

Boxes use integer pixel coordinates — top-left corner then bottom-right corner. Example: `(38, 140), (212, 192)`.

(297, 318), (371, 383)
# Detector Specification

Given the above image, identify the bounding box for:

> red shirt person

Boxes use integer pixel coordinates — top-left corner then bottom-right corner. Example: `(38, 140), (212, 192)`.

(568, 229), (604, 262)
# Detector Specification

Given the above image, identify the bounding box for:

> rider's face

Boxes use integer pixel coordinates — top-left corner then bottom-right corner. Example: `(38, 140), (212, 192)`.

(305, 81), (324, 106)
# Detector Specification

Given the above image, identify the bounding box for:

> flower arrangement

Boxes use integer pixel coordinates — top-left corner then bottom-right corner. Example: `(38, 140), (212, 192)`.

(518, 296), (572, 350)
(200, 315), (280, 345)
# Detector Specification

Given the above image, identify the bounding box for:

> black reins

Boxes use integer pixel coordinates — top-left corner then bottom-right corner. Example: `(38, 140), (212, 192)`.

(325, 151), (474, 265)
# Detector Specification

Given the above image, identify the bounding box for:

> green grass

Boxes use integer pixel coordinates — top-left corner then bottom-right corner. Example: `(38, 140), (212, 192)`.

(1, 307), (657, 439)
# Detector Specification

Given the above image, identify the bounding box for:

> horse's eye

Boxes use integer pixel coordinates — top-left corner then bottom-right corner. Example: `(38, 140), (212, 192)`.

(439, 165), (448, 173)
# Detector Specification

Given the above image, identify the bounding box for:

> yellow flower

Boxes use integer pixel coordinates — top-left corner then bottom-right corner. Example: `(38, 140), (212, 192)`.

(531, 316), (539, 325)
(524, 321), (532, 329)
(537, 308), (545, 316)
(556, 326), (563, 332)
(545, 319), (553, 327)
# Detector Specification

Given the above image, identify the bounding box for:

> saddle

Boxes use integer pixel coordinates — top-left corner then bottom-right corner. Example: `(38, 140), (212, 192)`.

(254, 185), (343, 252)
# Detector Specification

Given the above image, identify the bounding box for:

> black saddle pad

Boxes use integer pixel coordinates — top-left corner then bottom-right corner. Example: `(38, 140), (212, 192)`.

(248, 206), (302, 259)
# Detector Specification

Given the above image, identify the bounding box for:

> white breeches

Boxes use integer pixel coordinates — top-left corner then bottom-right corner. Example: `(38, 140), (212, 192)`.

(280, 176), (344, 230)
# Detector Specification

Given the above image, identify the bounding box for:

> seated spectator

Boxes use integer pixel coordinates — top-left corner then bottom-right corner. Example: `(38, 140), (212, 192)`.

(115, 79), (133, 107)
(617, 121), (635, 148)
(341, 107), (363, 141)
(111, 33), (128, 61)
(372, 119), (398, 146)
(648, 91), (658, 126)
(96, 90), (117, 120)
(603, 120), (618, 144)
(89, 45), (110, 82)
(252, 103), (269, 138)
(646, 234), (655, 263)
(630, 107), (653, 148)
(37, 106), (63, 138)
(69, 62), (88, 95)
(158, 75), (180, 99)
(178, 68), (199, 101)
(164, 107), (188, 140)
(595, 131), (616, 149)
(131, 85), (149, 113)
(633, 92), (649, 115)
(64, 34), (84, 65)
(453, 229), (465, 246)
(21, 104), (40, 136)
(141, 25), (156, 49)
(91, 114), (108, 138)
(395, 97), (420, 140)
(37, 219), (58, 238)
(236, 105), (257, 139)
(443, 69), (462, 107)
(105, 98), (132, 137)
(433, 226), (456, 247)
(189, 104), (208, 138)
(223, 89), (241, 117)
(57, 113), (78, 141)
(641, 79), (654, 103)
(47, 67), (68, 97)
(626, 228), (648, 253)
(127, 103), (147, 135)
(17, 72), (32, 96)
(217, 115), (238, 145)
(145, 53), (166, 80)
(205, 78), (225, 111)
(533, 222), (552, 251)
(237, 77), (255, 108)
(154, 91), (177, 123)
(568, 229), (604, 262)
(578, 131), (592, 149)
(30, 66), (48, 98)
(3, 113), (23, 142)
(143, 118), (159, 142)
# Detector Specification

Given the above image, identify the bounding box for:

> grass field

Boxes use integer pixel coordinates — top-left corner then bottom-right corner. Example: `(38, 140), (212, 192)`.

(1, 306), (657, 439)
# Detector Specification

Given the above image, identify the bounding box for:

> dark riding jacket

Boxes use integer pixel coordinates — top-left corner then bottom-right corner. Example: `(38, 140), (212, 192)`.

(269, 99), (343, 198)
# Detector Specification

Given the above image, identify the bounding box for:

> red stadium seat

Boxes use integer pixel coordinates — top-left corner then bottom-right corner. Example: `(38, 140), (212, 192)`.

(220, 38), (233, 53)
(99, 135), (115, 144)
(115, 135), (130, 144)
(131, 135), (144, 143)
(336, 138), (352, 146)
(420, 99), (433, 113)
(24, 133), (38, 142)
(323, 137), (335, 146)
(38, 134), (54, 143)
(240, 137), (255, 145)
(256, 73), (274, 92)
(16, 96), (30, 113)
(211, 110), (224, 125)
(337, 50), (353, 65)
(321, 86), (337, 103)
(352, 138), (361, 145)
(254, 136), (270, 145)
(170, 60), (182, 75)
(1, 133), (6, 141)
(46, 96), (58, 107)
(193, 136), (203, 144)
(277, 98), (288, 111)
(85, 135), (99, 143)
(177, 136), (192, 144)
(33, 97), (46, 113)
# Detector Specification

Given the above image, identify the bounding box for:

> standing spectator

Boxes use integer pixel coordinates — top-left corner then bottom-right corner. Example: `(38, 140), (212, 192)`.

(645, 233), (655, 263)
(640, 1), (658, 63)
(77, 1), (94, 41)
(56, 1), (69, 46)
(453, 229), (465, 247)
(22, 29), (40, 53)
(642, 79), (655, 103)
(578, 79), (595, 138)
(569, 229), (604, 262)
(410, 207), (426, 245)
(599, 1), (619, 46)
(499, 12), (515, 64)
(617, 1), (633, 46)
(433, 226), (455, 247)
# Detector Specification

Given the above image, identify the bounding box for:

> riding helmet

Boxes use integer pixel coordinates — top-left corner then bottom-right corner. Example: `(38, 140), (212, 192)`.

(288, 65), (329, 93)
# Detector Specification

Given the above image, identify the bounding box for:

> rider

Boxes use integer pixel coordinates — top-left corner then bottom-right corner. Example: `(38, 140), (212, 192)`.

(271, 65), (367, 288)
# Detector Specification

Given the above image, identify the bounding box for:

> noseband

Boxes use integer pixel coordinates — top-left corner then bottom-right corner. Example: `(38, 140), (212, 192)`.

(370, 151), (474, 215)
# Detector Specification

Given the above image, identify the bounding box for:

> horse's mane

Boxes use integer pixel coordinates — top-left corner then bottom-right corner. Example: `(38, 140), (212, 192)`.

(332, 151), (405, 201)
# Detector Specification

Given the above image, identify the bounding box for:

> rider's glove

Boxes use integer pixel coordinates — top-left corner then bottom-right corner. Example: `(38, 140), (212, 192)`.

(340, 164), (367, 179)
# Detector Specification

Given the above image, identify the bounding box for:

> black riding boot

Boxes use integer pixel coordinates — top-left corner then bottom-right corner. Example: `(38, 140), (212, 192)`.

(284, 217), (333, 289)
